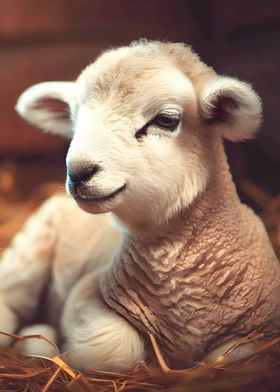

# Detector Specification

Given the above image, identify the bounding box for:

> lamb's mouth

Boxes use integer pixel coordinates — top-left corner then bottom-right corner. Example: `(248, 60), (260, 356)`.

(75, 184), (127, 203)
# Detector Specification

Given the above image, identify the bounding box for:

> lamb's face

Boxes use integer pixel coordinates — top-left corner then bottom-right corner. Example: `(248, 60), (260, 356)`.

(16, 41), (262, 228)
(65, 54), (210, 225)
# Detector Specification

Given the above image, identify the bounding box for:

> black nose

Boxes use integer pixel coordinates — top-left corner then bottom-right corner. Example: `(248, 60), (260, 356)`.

(68, 164), (100, 186)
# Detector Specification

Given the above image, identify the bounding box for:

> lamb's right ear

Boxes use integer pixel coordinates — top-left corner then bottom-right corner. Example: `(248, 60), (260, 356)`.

(15, 82), (75, 138)
(199, 76), (262, 141)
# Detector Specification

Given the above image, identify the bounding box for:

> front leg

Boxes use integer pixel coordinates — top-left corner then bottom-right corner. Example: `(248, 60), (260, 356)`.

(204, 338), (258, 364)
(61, 272), (145, 372)
(0, 195), (63, 345)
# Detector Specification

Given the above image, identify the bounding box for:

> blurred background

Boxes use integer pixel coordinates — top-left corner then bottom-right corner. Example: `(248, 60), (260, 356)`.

(0, 0), (279, 255)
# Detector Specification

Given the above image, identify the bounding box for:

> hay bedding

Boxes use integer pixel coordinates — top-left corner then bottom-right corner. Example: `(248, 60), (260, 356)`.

(1, 163), (280, 391)
(1, 332), (280, 392)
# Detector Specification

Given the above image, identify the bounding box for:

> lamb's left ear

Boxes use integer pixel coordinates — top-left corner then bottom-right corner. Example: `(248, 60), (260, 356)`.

(15, 81), (75, 138)
(200, 76), (262, 141)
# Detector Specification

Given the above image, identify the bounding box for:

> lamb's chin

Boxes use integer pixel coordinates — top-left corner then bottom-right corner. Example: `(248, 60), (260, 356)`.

(74, 197), (120, 215)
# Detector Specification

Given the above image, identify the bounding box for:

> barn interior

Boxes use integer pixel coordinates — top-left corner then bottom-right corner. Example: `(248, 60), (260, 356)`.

(0, 1), (280, 390)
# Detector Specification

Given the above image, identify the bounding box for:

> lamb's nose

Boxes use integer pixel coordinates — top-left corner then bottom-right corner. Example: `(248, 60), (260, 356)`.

(68, 164), (100, 186)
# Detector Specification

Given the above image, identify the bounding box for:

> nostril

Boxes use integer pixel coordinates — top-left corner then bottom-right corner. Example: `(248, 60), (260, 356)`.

(68, 164), (100, 185)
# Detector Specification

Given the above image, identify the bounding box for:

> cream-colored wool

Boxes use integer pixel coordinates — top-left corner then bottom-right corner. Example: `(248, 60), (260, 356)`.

(1, 40), (279, 371)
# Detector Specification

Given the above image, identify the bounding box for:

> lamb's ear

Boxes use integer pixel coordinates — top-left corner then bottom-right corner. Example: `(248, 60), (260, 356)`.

(200, 77), (262, 141)
(15, 82), (75, 138)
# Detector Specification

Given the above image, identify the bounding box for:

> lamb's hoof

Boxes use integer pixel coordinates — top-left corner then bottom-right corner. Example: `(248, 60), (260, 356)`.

(15, 324), (58, 358)
(204, 339), (257, 365)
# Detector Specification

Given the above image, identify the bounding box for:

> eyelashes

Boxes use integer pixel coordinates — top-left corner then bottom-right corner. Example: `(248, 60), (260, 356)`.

(151, 112), (180, 131)
(135, 110), (181, 140)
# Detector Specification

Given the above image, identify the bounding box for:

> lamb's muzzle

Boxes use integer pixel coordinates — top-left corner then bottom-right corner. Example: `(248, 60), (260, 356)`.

(68, 164), (100, 185)
(0, 40), (279, 371)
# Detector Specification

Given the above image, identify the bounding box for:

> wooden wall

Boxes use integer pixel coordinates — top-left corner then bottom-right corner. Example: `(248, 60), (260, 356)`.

(0, 0), (199, 155)
(0, 0), (279, 183)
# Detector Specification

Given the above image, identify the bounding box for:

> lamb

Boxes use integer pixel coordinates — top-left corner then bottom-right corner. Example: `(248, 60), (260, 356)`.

(1, 40), (280, 371)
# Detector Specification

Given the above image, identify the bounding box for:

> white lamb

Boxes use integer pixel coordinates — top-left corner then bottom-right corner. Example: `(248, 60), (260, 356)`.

(1, 40), (280, 371)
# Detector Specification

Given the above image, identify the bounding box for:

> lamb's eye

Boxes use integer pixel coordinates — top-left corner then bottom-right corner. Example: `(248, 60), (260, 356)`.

(135, 111), (181, 140)
(152, 113), (180, 131)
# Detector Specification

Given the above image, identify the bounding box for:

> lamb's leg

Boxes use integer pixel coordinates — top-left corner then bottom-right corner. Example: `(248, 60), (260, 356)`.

(0, 196), (62, 345)
(204, 338), (258, 364)
(15, 324), (58, 357)
(60, 272), (145, 372)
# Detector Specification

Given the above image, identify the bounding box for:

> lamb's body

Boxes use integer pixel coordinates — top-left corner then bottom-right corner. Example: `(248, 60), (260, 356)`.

(1, 40), (280, 371)
(102, 145), (280, 365)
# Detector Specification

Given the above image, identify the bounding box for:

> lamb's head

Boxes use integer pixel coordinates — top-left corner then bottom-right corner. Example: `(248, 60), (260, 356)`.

(16, 40), (262, 229)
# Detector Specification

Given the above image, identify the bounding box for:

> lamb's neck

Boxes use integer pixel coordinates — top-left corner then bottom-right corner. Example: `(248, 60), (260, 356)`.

(125, 150), (241, 259)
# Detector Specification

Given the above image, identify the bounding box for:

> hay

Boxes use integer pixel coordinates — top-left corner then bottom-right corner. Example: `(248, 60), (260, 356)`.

(1, 331), (280, 391)
(1, 161), (280, 391)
